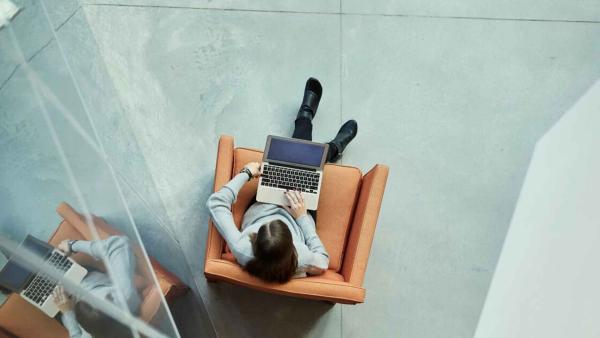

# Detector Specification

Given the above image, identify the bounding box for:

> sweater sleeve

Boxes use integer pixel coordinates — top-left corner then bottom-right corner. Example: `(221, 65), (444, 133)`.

(206, 173), (254, 266)
(72, 237), (141, 312)
(71, 240), (103, 260)
(295, 214), (329, 275)
(61, 311), (83, 338)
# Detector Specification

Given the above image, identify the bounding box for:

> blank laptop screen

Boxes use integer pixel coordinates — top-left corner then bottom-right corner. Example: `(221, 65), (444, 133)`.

(0, 235), (53, 291)
(267, 138), (325, 168)
(0, 260), (32, 291)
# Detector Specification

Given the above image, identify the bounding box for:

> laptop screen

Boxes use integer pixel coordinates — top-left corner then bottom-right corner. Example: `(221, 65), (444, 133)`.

(0, 235), (53, 292)
(0, 260), (33, 292)
(266, 137), (327, 168)
(22, 235), (53, 258)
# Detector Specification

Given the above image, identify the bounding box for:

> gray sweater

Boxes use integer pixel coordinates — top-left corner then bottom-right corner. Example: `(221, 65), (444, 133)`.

(207, 173), (329, 276)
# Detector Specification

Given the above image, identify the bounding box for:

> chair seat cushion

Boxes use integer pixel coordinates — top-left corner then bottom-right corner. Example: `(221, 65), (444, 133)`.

(230, 148), (362, 271)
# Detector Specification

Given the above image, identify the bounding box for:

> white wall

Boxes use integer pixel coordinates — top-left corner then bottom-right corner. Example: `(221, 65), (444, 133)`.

(475, 79), (600, 338)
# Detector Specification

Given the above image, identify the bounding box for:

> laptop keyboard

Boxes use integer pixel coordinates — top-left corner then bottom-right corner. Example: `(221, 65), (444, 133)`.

(261, 164), (320, 194)
(23, 252), (73, 305)
(48, 252), (73, 273)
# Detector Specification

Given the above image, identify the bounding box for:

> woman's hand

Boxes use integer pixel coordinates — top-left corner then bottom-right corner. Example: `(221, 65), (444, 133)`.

(57, 240), (73, 256)
(283, 190), (307, 219)
(244, 162), (262, 178)
(53, 286), (75, 313)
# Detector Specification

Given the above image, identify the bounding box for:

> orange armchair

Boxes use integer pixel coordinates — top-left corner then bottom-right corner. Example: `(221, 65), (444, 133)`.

(0, 202), (188, 338)
(204, 135), (389, 304)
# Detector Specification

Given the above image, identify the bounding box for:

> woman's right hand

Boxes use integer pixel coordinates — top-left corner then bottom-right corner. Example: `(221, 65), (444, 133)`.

(53, 286), (75, 313)
(283, 190), (308, 219)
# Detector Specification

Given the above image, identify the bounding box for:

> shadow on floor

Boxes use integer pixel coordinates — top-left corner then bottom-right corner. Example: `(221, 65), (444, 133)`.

(205, 281), (336, 338)
(170, 291), (217, 338)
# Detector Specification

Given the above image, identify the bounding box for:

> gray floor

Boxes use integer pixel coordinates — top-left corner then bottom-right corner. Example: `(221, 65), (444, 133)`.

(1, 0), (600, 337)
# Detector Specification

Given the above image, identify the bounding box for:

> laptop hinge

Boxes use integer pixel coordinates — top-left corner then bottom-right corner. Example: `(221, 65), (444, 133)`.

(267, 162), (318, 171)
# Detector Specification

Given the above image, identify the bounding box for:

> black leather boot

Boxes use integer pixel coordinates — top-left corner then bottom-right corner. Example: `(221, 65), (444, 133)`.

(296, 77), (322, 121)
(328, 120), (358, 161)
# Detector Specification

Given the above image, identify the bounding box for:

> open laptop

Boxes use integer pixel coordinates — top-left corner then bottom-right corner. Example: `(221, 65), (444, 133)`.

(257, 135), (329, 210)
(0, 235), (87, 317)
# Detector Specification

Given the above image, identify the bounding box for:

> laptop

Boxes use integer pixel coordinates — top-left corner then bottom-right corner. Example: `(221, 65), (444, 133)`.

(257, 135), (329, 210)
(0, 235), (87, 317)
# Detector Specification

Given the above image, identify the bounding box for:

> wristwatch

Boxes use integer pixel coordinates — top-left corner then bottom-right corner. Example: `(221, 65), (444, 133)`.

(67, 240), (78, 254)
(240, 168), (253, 181)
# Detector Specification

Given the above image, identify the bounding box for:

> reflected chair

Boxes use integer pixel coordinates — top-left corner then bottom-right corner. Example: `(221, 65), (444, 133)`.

(204, 135), (389, 304)
(0, 202), (188, 338)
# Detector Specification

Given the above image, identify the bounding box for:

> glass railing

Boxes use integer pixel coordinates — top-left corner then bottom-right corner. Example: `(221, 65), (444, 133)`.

(0, 1), (214, 337)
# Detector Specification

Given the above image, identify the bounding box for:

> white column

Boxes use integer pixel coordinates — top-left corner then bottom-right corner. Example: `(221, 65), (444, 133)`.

(475, 79), (600, 338)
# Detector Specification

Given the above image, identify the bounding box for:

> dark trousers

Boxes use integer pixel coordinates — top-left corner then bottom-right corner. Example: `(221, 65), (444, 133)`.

(292, 117), (339, 217)
(292, 118), (338, 162)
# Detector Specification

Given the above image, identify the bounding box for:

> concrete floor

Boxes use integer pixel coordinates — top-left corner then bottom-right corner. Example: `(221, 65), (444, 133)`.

(1, 0), (599, 337)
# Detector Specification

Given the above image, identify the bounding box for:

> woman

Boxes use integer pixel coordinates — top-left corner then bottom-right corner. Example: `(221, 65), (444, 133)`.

(53, 236), (140, 338)
(207, 78), (357, 283)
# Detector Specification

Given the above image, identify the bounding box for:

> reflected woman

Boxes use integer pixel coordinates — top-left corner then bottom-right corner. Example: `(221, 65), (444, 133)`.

(52, 236), (140, 338)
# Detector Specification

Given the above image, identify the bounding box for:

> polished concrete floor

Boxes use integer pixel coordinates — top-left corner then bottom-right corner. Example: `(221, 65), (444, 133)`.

(1, 0), (599, 337)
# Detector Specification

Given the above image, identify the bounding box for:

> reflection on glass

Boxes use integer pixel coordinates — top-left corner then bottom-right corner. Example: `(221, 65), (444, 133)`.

(0, 233), (171, 338)
(0, 0), (211, 337)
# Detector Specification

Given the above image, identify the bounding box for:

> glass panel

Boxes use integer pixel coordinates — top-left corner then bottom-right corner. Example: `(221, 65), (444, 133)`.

(0, 1), (215, 337)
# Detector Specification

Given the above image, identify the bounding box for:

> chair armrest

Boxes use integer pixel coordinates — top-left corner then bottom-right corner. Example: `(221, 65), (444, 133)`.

(0, 295), (67, 338)
(205, 135), (235, 262)
(56, 202), (120, 240)
(150, 258), (187, 290)
(139, 266), (188, 322)
(139, 286), (162, 323)
(138, 265), (187, 322)
(341, 164), (389, 286)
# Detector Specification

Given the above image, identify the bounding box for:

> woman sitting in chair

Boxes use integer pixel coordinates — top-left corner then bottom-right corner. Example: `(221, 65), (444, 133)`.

(207, 78), (357, 283)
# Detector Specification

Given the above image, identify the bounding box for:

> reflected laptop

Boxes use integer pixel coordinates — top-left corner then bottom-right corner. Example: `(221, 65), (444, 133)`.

(0, 235), (87, 317)
(257, 135), (329, 210)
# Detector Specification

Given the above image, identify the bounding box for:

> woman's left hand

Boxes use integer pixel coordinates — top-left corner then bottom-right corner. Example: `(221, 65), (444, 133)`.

(283, 190), (307, 219)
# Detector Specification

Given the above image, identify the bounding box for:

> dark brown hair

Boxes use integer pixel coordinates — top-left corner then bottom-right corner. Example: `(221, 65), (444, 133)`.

(245, 219), (298, 283)
(75, 299), (134, 338)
